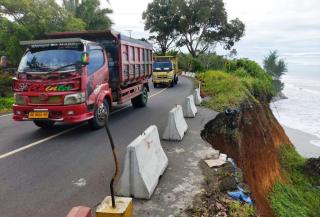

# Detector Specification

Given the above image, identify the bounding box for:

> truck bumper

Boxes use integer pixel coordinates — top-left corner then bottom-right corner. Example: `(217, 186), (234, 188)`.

(12, 103), (93, 123)
(153, 78), (173, 84)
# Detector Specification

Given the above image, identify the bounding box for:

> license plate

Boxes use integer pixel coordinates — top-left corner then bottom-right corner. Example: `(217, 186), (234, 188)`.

(28, 111), (49, 119)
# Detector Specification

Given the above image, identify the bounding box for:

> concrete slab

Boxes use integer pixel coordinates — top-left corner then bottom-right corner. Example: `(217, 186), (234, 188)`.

(133, 107), (219, 217)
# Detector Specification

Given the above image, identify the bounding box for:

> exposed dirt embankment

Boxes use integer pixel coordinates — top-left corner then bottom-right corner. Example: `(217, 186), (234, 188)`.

(202, 102), (293, 217)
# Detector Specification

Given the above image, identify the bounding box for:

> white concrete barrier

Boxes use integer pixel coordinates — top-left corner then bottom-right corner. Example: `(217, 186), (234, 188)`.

(193, 88), (202, 106)
(191, 73), (195, 78)
(116, 125), (168, 199)
(162, 105), (188, 141)
(183, 95), (197, 118)
(182, 71), (186, 76)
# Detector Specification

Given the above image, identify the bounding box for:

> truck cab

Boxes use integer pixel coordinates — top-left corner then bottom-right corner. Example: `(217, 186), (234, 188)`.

(13, 31), (153, 129)
(152, 56), (178, 87)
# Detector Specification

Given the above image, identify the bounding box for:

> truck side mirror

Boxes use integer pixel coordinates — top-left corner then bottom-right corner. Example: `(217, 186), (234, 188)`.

(81, 52), (90, 65)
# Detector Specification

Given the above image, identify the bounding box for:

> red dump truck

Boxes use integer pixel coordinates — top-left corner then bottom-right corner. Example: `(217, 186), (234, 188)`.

(12, 30), (153, 129)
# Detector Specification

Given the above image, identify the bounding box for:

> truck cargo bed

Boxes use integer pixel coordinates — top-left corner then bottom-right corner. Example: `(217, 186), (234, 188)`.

(46, 30), (153, 88)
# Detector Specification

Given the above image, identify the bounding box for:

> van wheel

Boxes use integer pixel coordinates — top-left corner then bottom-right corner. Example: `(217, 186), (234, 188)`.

(33, 120), (55, 129)
(89, 100), (109, 129)
(132, 86), (148, 108)
(174, 75), (178, 84)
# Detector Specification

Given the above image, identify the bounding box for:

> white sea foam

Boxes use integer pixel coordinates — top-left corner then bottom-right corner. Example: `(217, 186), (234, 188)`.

(271, 73), (320, 142)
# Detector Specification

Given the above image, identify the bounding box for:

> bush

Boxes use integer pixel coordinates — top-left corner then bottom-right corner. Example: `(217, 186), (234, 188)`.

(0, 96), (14, 112)
(268, 147), (320, 217)
(0, 73), (13, 97)
(198, 71), (251, 111)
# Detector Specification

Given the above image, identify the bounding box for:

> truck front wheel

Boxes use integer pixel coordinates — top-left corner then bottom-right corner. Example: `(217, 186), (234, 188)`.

(131, 86), (148, 108)
(174, 75), (178, 84)
(89, 99), (109, 129)
(33, 120), (55, 129)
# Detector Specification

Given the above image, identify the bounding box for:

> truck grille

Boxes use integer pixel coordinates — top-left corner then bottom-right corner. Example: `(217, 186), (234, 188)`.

(157, 76), (168, 79)
(29, 96), (62, 105)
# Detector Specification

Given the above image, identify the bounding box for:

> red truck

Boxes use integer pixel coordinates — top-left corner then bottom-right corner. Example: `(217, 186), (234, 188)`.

(12, 30), (153, 129)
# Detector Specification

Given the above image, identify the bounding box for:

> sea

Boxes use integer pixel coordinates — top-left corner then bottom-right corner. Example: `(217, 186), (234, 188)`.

(270, 71), (320, 148)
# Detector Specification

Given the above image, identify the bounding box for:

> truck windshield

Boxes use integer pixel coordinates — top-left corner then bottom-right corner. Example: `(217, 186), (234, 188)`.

(153, 62), (173, 72)
(18, 48), (83, 73)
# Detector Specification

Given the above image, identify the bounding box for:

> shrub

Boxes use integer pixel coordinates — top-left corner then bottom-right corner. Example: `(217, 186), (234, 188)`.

(268, 147), (320, 217)
(0, 73), (13, 97)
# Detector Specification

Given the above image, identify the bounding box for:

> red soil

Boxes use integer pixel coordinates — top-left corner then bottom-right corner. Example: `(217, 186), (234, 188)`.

(202, 102), (293, 217)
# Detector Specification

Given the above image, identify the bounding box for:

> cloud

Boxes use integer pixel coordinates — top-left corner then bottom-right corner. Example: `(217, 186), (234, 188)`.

(103, 0), (320, 73)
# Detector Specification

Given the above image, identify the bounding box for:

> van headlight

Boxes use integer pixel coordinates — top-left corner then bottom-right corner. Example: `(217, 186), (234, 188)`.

(64, 92), (85, 105)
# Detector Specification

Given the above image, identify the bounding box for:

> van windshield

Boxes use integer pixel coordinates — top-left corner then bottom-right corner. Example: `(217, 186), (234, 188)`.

(153, 61), (173, 72)
(18, 47), (83, 73)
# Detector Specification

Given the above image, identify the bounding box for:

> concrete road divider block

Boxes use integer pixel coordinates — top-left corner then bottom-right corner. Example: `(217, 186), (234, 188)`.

(66, 206), (92, 217)
(116, 125), (168, 199)
(193, 88), (202, 106)
(183, 95), (197, 118)
(162, 105), (188, 141)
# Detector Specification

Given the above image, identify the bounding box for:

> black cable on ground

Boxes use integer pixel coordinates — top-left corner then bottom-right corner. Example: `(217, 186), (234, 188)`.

(105, 121), (119, 208)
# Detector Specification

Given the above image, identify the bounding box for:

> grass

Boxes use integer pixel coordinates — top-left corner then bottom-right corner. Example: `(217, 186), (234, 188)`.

(0, 96), (14, 113)
(197, 59), (274, 112)
(268, 147), (320, 217)
(227, 201), (255, 217)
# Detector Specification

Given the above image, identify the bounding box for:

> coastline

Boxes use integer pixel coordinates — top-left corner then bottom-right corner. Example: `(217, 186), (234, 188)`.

(283, 125), (320, 158)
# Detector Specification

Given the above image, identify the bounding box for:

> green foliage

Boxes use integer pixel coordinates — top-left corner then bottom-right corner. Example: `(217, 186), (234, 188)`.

(198, 59), (274, 111)
(143, 0), (180, 55)
(227, 201), (255, 217)
(198, 71), (250, 111)
(263, 51), (287, 79)
(225, 59), (274, 98)
(143, 0), (245, 57)
(263, 50), (287, 94)
(0, 0), (85, 66)
(175, 0), (245, 57)
(0, 73), (13, 97)
(75, 0), (112, 30)
(0, 96), (14, 113)
(268, 147), (320, 217)
(178, 53), (225, 72)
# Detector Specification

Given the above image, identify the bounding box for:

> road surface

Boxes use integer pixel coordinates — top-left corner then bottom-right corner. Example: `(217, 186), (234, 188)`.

(0, 77), (193, 217)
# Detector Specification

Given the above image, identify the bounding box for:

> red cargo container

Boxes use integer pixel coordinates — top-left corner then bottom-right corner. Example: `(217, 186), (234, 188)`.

(12, 30), (153, 129)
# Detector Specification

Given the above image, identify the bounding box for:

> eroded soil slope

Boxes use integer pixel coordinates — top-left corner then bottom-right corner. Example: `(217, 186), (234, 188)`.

(202, 102), (292, 217)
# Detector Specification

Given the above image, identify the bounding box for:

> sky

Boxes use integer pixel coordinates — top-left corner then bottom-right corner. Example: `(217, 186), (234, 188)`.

(97, 0), (320, 73)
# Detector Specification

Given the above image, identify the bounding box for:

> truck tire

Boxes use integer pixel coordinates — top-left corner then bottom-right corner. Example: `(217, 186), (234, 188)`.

(33, 120), (55, 129)
(89, 99), (109, 129)
(170, 80), (174, 87)
(174, 75), (178, 84)
(131, 86), (148, 108)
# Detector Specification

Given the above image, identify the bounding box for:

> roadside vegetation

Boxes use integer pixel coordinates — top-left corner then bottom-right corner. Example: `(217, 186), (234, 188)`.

(197, 59), (274, 111)
(0, 72), (13, 113)
(0, 0), (112, 66)
(263, 51), (288, 95)
(269, 147), (320, 217)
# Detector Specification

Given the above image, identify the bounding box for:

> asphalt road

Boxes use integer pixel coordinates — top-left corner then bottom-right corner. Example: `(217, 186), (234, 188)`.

(0, 77), (193, 217)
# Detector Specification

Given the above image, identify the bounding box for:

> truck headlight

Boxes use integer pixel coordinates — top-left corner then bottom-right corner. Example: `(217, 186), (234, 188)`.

(14, 94), (26, 105)
(64, 92), (85, 105)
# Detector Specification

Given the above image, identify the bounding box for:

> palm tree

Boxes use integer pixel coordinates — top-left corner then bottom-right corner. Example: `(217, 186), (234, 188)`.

(63, 0), (80, 15)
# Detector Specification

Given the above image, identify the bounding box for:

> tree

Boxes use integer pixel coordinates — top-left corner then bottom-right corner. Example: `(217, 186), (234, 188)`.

(263, 50), (287, 93)
(0, 0), (85, 66)
(75, 0), (113, 30)
(142, 0), (180, 55)
(175, 0), (245, 57)
(263, 50), (287, 79)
